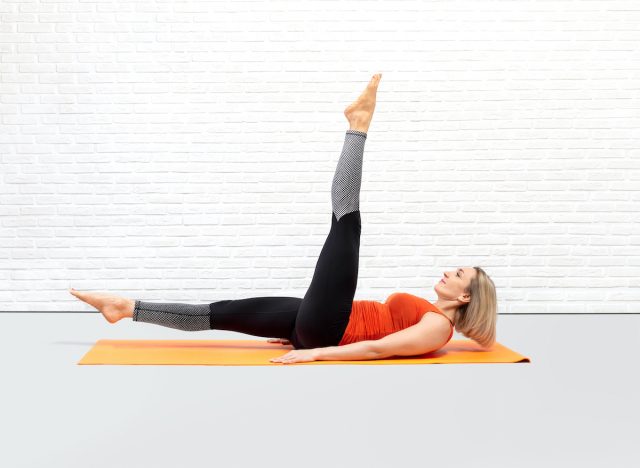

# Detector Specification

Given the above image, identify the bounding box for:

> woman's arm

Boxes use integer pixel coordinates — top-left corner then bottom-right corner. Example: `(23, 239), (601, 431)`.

(272, 315), (448, 364)
(315, 340), (379, 361)
(316, 314), (450, 362)
(270, 340), (378, 364)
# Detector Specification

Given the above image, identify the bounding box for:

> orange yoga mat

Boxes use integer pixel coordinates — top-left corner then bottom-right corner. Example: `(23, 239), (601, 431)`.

(77, 339), (530, 366)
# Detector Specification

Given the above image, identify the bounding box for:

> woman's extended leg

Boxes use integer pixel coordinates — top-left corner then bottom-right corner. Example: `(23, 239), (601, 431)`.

(134, 296), (302, 339)
(69, 288), (301, 340)
(289, 74), (381, 349)
(290, 130), (367, 349)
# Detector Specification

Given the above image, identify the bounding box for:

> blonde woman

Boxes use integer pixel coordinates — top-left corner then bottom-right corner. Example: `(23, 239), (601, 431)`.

(70, 74), (497, 364)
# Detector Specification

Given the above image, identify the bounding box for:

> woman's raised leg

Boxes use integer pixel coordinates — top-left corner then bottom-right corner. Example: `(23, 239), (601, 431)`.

(291, 206), (362, 349)
(291, 74), (381, 349)
(292, 131), (368, 349)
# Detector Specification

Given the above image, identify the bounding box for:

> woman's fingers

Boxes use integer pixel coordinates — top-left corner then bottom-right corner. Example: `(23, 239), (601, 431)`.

(267, 338), (291, 344)
(271, 351), (292, 362)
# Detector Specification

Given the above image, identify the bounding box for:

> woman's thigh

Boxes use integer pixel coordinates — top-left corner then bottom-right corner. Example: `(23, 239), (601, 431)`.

(293, 210), (361, 349)
(209, 296), (302, 342)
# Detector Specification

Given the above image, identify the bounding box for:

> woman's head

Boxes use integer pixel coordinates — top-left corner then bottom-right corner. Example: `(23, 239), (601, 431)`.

(434, 266), (497, 349)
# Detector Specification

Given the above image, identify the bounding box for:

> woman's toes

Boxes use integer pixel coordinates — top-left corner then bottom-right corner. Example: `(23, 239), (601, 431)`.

(69, 288), (86, 301)
(69, 288), (131, 323)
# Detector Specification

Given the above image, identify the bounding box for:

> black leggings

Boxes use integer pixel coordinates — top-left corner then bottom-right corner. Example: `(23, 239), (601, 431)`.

(209, 209), (361, 349)
(133, 130), (366, 349)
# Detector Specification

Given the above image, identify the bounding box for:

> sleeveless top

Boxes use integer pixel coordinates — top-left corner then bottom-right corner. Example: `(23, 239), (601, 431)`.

(337, 292), (455, 346)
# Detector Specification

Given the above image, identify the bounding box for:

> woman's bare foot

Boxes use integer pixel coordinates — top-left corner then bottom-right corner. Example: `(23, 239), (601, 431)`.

(344, 73), (382, 133)
(68, 288), (134, 323)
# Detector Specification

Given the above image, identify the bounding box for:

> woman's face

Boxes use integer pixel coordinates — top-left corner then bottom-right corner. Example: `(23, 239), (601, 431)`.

(434, 267), (475, 301)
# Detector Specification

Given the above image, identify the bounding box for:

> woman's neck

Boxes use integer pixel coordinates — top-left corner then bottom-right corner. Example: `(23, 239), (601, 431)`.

(433, 299), (457, 324)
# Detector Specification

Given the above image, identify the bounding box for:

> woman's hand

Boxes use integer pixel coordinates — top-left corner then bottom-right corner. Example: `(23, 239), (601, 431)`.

(266, 338), (291, 345)
(270, 348), (319, 364)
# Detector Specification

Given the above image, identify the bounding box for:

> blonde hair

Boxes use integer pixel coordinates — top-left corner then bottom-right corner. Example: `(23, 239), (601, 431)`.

(453, 266), (497, 350)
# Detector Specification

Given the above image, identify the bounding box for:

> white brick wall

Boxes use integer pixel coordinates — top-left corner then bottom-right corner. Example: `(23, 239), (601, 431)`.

(1, 1), (638, 313)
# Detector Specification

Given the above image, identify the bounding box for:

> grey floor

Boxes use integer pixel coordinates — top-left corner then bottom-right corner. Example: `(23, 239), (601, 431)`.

(1, 313), (638, 468)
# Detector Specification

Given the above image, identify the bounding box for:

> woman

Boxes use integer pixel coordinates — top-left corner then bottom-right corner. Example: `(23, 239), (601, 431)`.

(70, 73), (497, 364)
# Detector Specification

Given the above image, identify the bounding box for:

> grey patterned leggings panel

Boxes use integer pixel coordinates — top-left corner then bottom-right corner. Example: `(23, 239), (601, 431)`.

(133, 300), (211, 332)
(133, 130), (366, 349)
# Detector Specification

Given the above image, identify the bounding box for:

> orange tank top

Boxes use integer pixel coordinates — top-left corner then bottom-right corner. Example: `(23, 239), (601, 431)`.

(337, 292), (454, 346)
